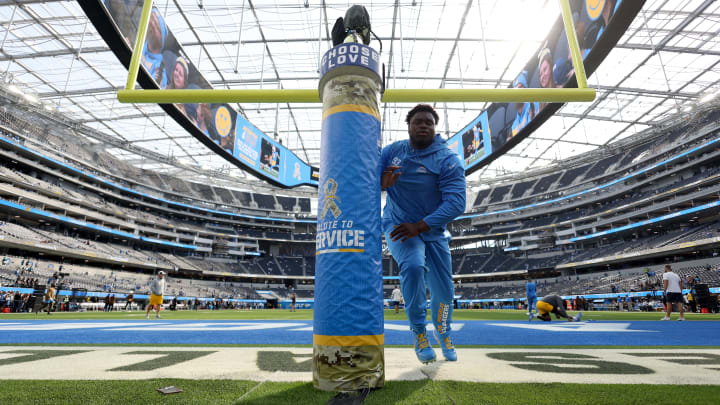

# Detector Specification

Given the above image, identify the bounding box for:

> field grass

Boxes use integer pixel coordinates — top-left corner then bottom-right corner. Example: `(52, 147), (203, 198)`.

(1, 379), (719, 404)
(3, 309), (719, 404)
(3, 308), (719, 321)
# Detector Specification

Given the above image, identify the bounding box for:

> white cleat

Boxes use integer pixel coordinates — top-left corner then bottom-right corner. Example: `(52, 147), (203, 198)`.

(660, 317), (671, 321)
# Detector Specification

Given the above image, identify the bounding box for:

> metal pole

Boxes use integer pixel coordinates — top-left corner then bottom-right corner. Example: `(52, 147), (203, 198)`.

(317, 4), (323, 73)
(234, 0), (246, 74)
(640, 9), (677, 111)
(2, 4), (18, 78)
(125, 0), (154, 90)
(399, 3), (405, 73)
(118, 87), (596, 104)
(76, 21), (89, 59)
(559, 0), (588, 89)
(258, 43), (265, 113)
(274, 84), (280, 138)
(1, 5), (17, 51)
(457, 45), (466, 112)
(476, 0), (489, 71)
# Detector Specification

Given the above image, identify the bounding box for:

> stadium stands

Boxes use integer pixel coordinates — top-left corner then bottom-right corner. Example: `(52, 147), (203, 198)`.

(0, 102), (719, 305)
(253, 193), (277, 210)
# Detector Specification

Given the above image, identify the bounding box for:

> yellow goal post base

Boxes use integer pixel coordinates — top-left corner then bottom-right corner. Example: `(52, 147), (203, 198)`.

(119, 0), (592, 104)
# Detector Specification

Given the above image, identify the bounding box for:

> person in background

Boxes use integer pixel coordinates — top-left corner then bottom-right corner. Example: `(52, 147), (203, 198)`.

(38, 284), (56, 315)
(141, 8), (168, 84)
(391, 285), (403, 314)
(510, 71), (539, 137)
(146, 271), (166, 319)
(529, 295), (582, 322)
(662, 264), (685, 321)
(526, 276), (537, 316)
(124, 291), (134, 311)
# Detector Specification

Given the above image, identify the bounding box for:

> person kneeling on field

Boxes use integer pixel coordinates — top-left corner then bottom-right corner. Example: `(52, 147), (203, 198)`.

(529, 295), (581, 322)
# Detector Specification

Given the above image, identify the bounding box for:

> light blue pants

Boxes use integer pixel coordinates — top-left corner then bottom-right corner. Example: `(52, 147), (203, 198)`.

(528, 295), (537, 312)
(385, 233), (454, 335)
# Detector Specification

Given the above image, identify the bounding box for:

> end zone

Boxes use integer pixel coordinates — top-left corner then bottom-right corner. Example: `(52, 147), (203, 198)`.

(1, 346), (719, 385)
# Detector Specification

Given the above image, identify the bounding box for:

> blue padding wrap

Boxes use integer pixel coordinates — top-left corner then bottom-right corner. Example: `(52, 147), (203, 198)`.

(314, 109), (383, 338)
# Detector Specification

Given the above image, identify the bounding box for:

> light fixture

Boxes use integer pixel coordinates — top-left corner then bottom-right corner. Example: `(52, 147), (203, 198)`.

(699, 92), (717, 103)
(24, 93), (39, 104)
(7, 84), (23, 95)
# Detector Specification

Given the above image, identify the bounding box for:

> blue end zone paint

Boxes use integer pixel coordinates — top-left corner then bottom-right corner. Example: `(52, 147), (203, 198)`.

(0, 320), (718, 346)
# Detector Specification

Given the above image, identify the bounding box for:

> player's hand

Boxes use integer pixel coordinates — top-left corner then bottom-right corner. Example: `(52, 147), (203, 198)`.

(390, 221), (430, 242)
(381, 166), (402, 189)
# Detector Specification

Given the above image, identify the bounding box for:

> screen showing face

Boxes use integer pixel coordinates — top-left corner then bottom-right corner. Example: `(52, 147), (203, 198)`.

(445, 0), (623, 171)
(100, 0), (625, 182)
(101, 1), (316, 188)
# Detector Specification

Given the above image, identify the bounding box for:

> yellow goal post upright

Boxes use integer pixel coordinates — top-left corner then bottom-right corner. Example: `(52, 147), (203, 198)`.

(117, 0), (594, 105)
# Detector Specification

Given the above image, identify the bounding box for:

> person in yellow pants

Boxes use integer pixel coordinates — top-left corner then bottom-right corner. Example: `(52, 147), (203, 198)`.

(529, 295), (582, 322)
(146, 271), (166, 319)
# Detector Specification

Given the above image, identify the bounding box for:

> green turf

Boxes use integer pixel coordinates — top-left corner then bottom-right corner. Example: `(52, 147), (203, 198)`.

(1, 380), (718, 404)
(3, 309), (719, 321)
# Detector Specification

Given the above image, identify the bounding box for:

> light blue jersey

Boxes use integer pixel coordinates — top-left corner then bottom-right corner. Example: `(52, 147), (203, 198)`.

(381, 135), (466, 241)
(526, 281), (537, 297)
(381, 134), (466, 341)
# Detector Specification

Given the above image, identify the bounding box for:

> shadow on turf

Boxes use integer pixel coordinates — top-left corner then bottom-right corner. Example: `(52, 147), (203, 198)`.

(239, 381), (432, 405)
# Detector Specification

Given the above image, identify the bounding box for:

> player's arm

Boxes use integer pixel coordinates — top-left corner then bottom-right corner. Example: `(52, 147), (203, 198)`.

(422, 154), (466, 232)
(390, 154), (466, 242)
(663, 278), (668, 293)
(380, 144), (401, 190)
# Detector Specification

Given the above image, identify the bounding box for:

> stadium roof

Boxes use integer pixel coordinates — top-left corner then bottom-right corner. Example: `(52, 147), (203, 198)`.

(0, 0), (718, 189)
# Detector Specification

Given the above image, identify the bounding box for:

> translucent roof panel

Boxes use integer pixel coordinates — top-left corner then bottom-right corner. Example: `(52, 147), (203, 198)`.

(0, 0), (717, 189)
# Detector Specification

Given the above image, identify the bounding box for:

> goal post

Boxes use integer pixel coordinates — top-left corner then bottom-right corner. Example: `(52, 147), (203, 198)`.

(118, 0), (594, 105)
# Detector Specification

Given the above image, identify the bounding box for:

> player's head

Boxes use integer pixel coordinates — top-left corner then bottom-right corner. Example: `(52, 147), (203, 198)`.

(406, 104), (439, 149)
(664, 264), (672, 272)
(158, 271), (166, 279)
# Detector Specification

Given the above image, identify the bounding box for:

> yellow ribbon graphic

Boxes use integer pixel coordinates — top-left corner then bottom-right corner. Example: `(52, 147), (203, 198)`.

(321, 178), (342, 219)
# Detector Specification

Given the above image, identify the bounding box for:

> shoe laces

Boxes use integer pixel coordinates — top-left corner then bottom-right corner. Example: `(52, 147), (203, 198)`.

(416, 332), (430, 350)
(443, 336), (454, 351)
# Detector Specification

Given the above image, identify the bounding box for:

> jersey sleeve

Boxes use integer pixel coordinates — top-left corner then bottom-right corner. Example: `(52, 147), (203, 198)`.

(380, 143), (392, 171)
(422, 154), (466, 231)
